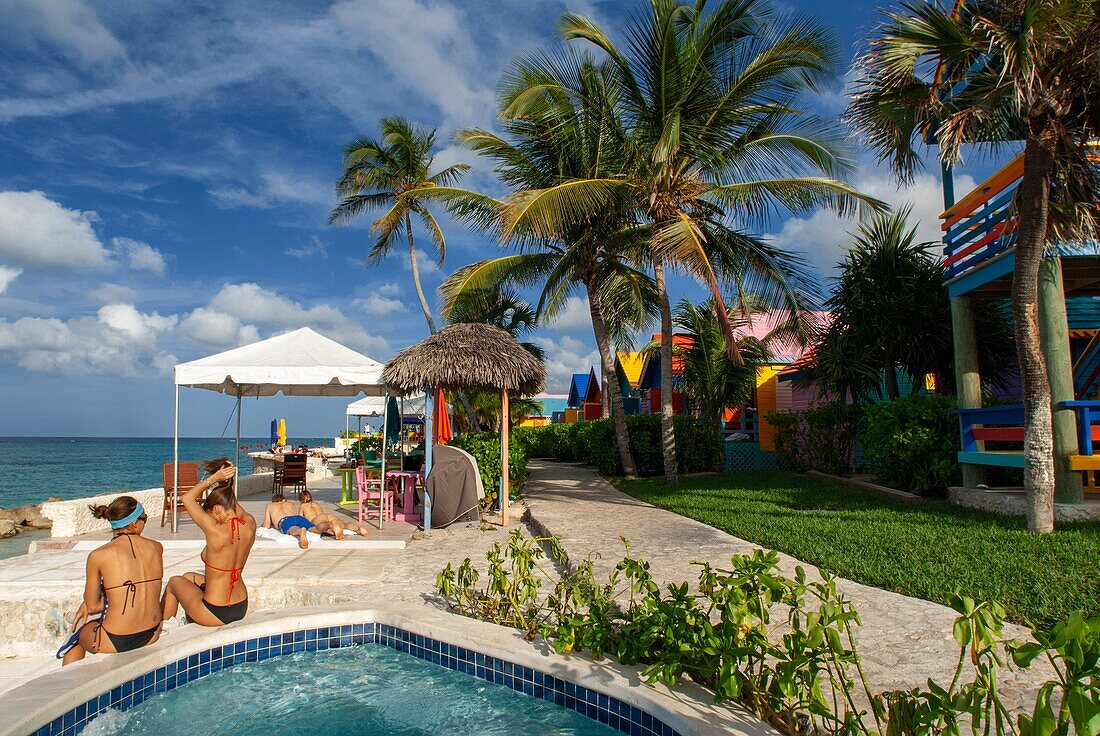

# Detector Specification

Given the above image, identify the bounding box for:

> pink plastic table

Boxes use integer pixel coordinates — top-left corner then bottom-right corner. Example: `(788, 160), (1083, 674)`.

(386, 470), (423, 523)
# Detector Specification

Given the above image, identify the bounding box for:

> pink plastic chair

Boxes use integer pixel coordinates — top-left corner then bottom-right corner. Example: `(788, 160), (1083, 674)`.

(357, 466), (392, 529)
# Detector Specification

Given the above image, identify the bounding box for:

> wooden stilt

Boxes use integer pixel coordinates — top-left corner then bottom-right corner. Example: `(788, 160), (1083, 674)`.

(501, 386), (510, 526)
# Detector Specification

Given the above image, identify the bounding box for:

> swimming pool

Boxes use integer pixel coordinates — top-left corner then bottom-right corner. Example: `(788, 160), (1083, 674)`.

(4, 605), (765, 736)
(89, 645), (618, 735)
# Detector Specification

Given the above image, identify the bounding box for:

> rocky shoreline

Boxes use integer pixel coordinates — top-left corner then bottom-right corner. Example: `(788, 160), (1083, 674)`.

(0, 502), (55, 538)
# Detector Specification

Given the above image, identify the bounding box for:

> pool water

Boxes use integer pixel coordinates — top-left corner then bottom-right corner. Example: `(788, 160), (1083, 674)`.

(83, 645), (619, 736)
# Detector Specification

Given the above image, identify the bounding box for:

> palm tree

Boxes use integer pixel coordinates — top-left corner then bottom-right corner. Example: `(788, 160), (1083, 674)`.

(426, 52), (656, 477)
(847, 0), (1100, 532)
(329, 116), (482, 431)
(805, 207), (1016, 402)
(671, 299), (770, 441)
(496, 0), (882, 483)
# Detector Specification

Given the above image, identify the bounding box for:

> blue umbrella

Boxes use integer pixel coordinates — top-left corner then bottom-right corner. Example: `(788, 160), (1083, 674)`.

(270, 419), (278, 445)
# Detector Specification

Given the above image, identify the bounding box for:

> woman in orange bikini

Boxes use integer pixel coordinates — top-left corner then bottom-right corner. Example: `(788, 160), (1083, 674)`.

(161, 458), (256, 627)
(59, 496), (164, 665)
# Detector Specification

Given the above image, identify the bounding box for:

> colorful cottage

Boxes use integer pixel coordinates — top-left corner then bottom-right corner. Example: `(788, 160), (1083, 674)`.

(943, 150), (1100, 501)
(519, 393), (569, 427)
(615, 352), (646, 415)
(566, 368), (602, 422)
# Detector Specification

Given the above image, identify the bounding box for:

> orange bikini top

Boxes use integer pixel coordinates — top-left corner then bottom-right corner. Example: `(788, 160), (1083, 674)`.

(201, 516), (246, 603)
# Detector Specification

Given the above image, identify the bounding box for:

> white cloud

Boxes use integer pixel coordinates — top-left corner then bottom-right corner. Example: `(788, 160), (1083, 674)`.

(353, 293), (407, 318)
(179, 306), (260, 348)
(400, 250), (440, 275)
(91, 282), (137, 304)
(0, 302), (176, 376)
(543, 296), (592, 332)
(0, 0), (126, 69)
(378, 282), (402, 297)
(209, 170), (332, 210)
(532, 335), (600, 393)
(203, 282), (389, 355)
(112, 236), (166, 275)
(0, 266), (22, 295)
(284, 236), (328, 259)
(765, 167), (978, 276)
(0, 190), (110, 268)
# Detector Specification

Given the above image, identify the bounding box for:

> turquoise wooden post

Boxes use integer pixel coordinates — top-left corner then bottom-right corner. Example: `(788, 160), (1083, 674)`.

(423, 388), (433, 532)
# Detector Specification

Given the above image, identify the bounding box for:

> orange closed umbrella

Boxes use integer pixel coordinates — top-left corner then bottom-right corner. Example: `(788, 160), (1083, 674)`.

(433, 388), (452, 445)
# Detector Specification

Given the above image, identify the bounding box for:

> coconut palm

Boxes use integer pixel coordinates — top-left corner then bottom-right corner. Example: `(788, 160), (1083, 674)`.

(847, 0), (1100, 532)
(492, 0), (882, 483)
(671, 299), (770, 441)
(428, 52), (656, 477)
(330, 116), (482, 431)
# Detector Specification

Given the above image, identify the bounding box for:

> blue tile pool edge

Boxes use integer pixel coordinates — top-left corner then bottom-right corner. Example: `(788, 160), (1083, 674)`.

(30, 622), (682, 736)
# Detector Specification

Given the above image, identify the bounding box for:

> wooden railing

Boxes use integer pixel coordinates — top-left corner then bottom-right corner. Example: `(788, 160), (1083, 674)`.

(956, 401), (1100, 461)
(941, 154), (1023, 281)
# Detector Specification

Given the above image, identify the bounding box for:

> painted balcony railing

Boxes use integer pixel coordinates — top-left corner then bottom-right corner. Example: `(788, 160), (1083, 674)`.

(956, 401), (1100, 467)
(941, 154), (1023, 282)
(941, 146), (1100, 285)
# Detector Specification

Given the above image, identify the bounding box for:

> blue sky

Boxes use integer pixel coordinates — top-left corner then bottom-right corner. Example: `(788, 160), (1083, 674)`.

(0, 0), (1006, 438)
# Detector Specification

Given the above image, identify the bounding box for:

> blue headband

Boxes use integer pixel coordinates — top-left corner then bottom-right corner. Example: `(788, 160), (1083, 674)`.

(110, 502), (145, 529)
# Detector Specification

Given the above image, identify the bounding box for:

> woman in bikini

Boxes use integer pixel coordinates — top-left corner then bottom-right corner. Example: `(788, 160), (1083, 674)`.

(161, 458), (256, 627)
(60, 496), (163, 665)
(297, 490), (371, 539)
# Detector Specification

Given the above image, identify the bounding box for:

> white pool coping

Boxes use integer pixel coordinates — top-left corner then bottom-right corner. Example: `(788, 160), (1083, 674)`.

(0, 602), (776, 736)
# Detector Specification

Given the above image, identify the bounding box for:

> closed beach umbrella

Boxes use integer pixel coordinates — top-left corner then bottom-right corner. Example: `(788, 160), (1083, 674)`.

(384, 397), (400, 443)
(270, 419), (277, 445)
(433, 388), (452, 445)
(278, 418), (287, 445)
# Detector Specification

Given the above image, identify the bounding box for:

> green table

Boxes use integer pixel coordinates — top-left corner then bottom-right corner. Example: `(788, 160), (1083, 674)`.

(332, 466), (358, 505)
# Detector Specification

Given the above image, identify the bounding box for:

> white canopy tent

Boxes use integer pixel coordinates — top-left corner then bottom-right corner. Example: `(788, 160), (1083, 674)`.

(344, 395), (387, 443)
(171, 327), (402, 532)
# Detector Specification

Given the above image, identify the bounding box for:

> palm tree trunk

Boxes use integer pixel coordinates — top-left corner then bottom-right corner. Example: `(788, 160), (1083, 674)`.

(884, 356), (900, 400)
(404, 214), (482, 433)
(654, 258), (678, 484)
(587, 289), (638, 477)
(1014, 137), (1057, 533)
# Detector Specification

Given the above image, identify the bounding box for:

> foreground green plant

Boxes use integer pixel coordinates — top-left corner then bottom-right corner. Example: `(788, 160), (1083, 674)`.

(438, 531), (1100, 736)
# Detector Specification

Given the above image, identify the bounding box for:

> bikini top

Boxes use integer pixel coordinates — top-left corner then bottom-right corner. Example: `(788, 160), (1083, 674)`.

(103, 532), (162, 616)
(201, 516), (246, 604)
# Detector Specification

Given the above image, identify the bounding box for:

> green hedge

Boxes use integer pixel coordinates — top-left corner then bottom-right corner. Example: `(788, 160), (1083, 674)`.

(768, 402), (862, 476)
(861, 394), (960, 496)
(449, 431), (528, 506)
(516, 414), (722, 476)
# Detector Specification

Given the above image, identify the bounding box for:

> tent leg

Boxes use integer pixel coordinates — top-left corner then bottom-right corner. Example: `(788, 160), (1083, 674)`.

(380, 393), (387, 531)
(234, 390), (242, 490)
(424, 389), (433, 533)
(173, 385), (180, 534)
(501, 387), (510, 527)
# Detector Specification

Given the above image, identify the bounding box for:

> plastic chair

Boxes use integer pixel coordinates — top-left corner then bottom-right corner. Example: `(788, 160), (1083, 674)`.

(357, 466), (392, 529)
(161, 462), (200, 527)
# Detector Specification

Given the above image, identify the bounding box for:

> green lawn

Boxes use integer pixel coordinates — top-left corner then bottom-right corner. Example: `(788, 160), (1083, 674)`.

(612, 472), (1100, 629)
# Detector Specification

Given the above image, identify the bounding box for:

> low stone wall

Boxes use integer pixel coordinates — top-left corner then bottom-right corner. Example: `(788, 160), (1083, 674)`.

(948, 487), (1100, 522)
(40, 473), (274, 538)
(248, 453), (334, 481)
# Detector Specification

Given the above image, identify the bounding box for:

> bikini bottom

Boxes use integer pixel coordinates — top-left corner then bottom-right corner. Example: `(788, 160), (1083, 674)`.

(103, 623), (159, 652)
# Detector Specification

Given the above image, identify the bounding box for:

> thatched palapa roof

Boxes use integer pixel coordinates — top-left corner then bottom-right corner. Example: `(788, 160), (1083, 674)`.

(383, 322), (546, 397)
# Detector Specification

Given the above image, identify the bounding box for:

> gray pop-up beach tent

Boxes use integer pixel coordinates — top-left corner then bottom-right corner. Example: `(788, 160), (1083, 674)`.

(424, 444), (483, 528)
(171, 327), (406, 532)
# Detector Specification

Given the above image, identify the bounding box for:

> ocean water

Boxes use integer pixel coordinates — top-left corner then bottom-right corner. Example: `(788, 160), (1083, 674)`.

(0, 437), (330, 508)
(90, 645), (617, 736)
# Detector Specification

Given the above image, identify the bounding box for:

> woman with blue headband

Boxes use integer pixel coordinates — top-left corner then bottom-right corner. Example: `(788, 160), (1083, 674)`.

(59, 496), (164, 665)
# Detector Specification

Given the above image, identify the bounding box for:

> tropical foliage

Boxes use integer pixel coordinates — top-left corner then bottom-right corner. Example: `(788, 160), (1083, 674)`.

(847, 0), (1100, 532)
(439, 531), (1100, 736)
(461, 0), (881, 484)
(801, 208), (1015, 403)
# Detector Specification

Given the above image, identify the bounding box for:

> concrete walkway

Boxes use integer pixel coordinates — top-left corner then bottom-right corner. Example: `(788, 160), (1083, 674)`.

(522, 461), (1053, 713)
(0, 461), (1055, 717)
